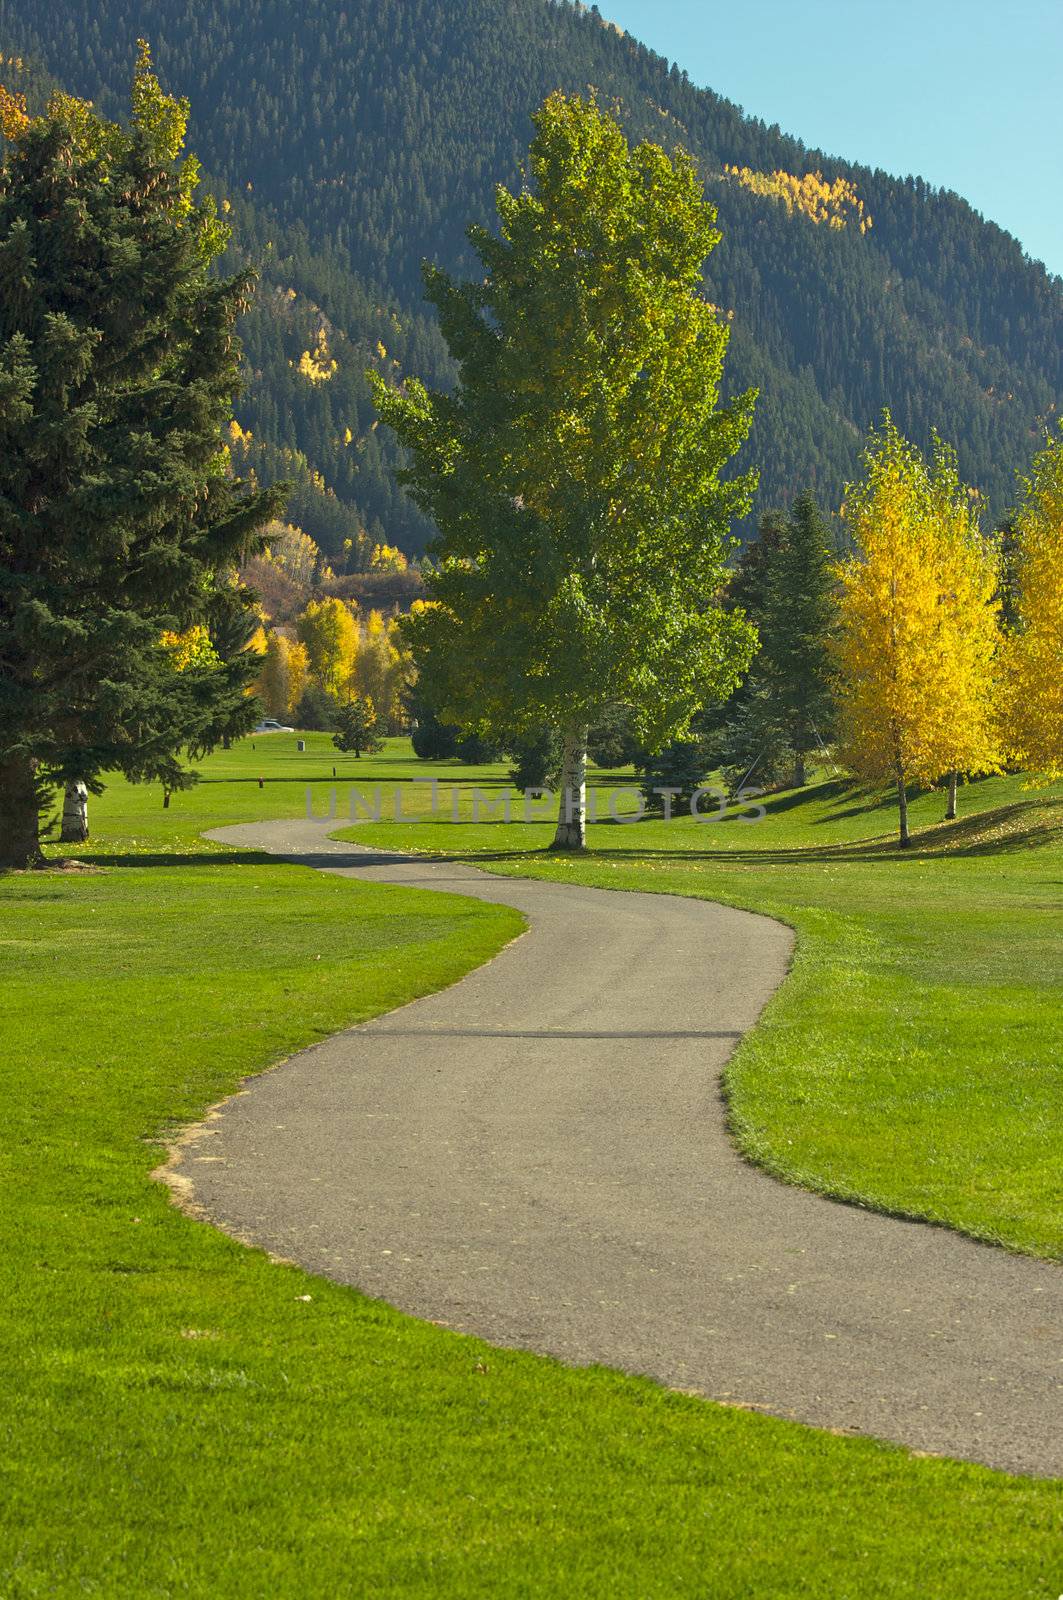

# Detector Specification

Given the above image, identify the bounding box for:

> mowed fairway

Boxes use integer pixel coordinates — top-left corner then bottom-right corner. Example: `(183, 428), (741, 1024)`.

(2, 735), (1061, 1597)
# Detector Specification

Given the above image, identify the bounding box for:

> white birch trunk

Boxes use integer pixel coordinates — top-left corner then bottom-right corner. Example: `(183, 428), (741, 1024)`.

(60, 780), (89, 843)
(552, 725), (588, 850)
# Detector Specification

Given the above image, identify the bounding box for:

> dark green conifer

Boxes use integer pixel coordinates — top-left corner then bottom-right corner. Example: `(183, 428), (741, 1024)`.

(0, 55), (284, 866)
(760, 492), (836, 784)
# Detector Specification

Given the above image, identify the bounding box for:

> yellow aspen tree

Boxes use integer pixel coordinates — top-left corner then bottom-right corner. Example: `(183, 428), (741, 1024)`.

(1002, 432), (1063, 780)
(295, 597), (358, 695)
(832, 420), (1002, 845)
(352, 608), (395, 718)
(262, 523), (320, 587)
(257, 632), (293, 719)
(385, 616), (416, 731)
(286, 640), (310, 716)
(369, 542), (408, 573)
(924, 451), (1003, 819)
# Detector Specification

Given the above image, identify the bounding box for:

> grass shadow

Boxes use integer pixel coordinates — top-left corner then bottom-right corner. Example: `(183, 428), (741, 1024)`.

(74, 849), (290, 870)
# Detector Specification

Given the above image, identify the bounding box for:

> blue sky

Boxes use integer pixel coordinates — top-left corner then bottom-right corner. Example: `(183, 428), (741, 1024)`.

(600, 0), (1062, 278)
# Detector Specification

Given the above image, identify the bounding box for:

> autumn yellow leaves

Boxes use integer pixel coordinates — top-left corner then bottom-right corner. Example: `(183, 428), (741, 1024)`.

(723, 166), (872, 233)
(1002, 437), (1063, 779)
(0, 82), (29, 140)
(833, 420), (1062, 843)
(293, 326), (339, 385)
(255, 597), (410, 730)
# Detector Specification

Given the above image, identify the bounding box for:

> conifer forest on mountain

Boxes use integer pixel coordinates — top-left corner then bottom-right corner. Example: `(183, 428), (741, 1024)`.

(1, 0), (1058, 567)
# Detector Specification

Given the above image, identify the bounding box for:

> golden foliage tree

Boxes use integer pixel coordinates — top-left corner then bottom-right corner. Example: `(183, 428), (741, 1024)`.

(257, 633), (291, 719)
(256, 632), (310, 719)
(832, 420), (1002, 844)
(286, 639), (310, 714)
(256, 633), (287, 719)
(262, 523), (320, 587)
(293, 324), (338, 384)
(295, 597), (358, 695)
(352, 609), (410, 732)
(369, 542), (408, 574)
(1002, 431), (1063, 780)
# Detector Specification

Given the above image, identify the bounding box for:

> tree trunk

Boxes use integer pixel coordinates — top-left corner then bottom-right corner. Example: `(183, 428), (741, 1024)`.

(60, 780), (89, 843)
(0, 753), (41, 870)
(895, 764), (911, 848)
(945, 770), (959, 821)
(551, 725), (589, 851)
(793, 748), (807, 787)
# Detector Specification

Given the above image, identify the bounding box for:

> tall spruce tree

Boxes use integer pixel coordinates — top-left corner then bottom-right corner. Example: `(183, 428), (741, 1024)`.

(761, 492), (836, 784)
(728, 510), (787, 622)
(695, 497), (834, 791)
(0, 49), (283, 867)
(372, 93), (757, 848)
(691, 508), (785, 787)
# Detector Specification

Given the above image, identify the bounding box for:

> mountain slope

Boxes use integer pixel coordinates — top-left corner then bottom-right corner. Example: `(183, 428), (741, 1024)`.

(1, 0), (1058, 559)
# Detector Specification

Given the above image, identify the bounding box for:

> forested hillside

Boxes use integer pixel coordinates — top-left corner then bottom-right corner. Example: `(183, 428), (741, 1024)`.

(1, 0), (1058, 561)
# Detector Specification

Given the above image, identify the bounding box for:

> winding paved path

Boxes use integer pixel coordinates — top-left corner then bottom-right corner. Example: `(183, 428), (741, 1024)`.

(172, 819), (1062, 1477)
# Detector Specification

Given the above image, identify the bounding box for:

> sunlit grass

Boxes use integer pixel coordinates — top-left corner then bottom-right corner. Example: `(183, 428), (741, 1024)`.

(2, 740), (1060, 1595)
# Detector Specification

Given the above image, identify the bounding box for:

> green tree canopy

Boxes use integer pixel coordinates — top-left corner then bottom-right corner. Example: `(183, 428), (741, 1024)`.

(0, 48), (284, 867)
(332, 695), (382, 758)
(372, 92), (758, 846)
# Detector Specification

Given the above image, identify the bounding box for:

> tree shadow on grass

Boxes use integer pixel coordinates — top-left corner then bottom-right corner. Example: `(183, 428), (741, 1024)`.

(408, 802), (1063, 868)
(583, 802), (1063, 865)
(72, 844), (540, 872)
(70, 799), (1063, 875)
(73, 849), (289, 870)
(804, 773), (1011, 829)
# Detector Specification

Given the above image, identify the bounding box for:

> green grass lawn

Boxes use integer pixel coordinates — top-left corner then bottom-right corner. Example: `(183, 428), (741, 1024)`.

(2, 737), (1061, 1596)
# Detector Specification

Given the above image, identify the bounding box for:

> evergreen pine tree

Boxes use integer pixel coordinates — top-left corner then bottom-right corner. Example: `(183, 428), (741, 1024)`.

(506, 727), (563, 792)
(699, 496), (835, 791)
(760, 491), (836, 784)
(693, 509), (783, 786)
(729, 511), (787, 621)
(0, 53), (284, 867)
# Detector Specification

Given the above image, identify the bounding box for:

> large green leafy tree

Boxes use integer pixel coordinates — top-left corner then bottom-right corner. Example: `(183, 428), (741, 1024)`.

(0, 49), (283, 868)
(332, 696), (382, 759)
(373, 93), (758, 847)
